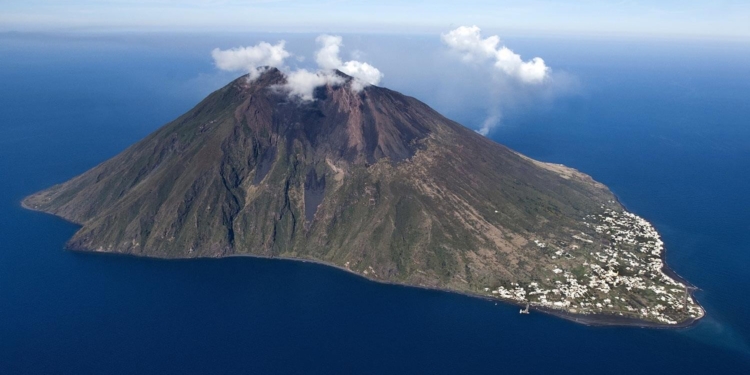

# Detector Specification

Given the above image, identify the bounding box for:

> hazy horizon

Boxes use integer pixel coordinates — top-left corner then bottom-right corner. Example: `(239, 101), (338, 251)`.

(2, 1), (750, 40)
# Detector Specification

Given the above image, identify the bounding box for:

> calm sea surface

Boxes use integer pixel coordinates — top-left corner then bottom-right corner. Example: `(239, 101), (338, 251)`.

(1, 33), (749, 374)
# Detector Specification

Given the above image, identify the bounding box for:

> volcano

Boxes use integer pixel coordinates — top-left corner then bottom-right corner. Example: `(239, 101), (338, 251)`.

(23, 68), (703, 326)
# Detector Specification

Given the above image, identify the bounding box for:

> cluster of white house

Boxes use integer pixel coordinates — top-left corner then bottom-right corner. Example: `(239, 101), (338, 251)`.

(483, 207), (704, 324)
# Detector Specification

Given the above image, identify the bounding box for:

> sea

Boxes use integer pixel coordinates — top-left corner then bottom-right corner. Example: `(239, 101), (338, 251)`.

(1, 32), (749, 374)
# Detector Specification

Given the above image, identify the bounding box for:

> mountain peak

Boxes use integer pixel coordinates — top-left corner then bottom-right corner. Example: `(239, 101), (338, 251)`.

(221, 70), (432, 164)
(232, 67), (360, 96)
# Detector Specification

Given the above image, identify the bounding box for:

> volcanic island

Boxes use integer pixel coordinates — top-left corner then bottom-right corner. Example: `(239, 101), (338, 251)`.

(23, 68), (704, 327)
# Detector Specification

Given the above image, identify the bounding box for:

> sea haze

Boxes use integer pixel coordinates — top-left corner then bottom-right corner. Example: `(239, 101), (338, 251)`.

(1, 33), (749, 374)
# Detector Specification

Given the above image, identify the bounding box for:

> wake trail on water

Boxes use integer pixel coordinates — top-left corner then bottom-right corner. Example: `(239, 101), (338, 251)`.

(681, 314), (750, 358)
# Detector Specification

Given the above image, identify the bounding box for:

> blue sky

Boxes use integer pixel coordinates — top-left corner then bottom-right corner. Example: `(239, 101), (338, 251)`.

(1, 0), (749, 39)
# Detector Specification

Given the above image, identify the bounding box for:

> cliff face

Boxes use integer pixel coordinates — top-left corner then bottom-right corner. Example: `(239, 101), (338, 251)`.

(23, 69), (703, 325)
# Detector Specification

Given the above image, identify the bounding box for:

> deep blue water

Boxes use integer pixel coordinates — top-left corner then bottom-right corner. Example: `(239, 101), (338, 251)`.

(1, 33), (750, 374)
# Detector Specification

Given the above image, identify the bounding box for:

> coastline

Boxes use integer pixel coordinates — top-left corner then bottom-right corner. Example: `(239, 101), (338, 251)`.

(224, 253), (704, 329)
(70, 245), (703, 329)
(610, 191), (704, 310)
(20, 197), (704, 330)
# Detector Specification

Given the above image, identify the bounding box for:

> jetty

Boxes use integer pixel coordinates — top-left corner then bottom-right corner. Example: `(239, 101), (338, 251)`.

(520, 303), (530, 314)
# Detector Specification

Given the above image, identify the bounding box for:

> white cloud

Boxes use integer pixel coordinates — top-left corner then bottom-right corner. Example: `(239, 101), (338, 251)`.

(314, 34), (384, 91)
(211, 41), (291, 80)
(340, 60), (383, 91)
(441, 26), (555, 136)
(442, 26), (549, 84)
(212, 35), (383, 101)
(281, 34), (383, 101)
(283, 69), (344, 101)
(315, 35), (344, 70)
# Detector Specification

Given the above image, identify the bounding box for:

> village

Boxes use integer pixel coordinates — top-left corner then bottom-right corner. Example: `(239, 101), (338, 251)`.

(484, 206), (705, 325)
